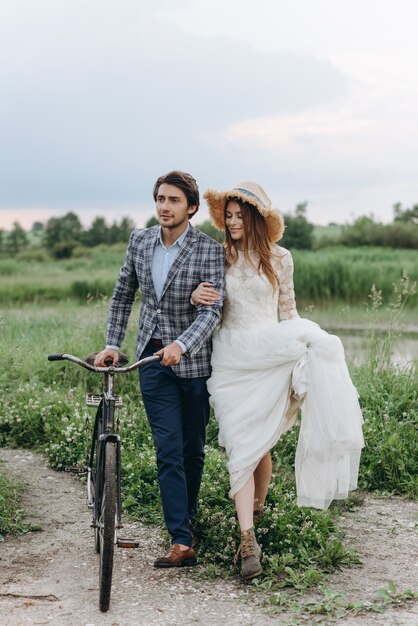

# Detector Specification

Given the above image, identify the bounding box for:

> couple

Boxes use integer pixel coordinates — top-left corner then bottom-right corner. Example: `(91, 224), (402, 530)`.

(95, 170), (364, 580)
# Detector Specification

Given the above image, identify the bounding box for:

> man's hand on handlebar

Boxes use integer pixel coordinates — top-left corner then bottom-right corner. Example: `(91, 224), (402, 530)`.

(94, 348), (119, 367)
(93, 343), (183, 368)
(154, 342), (183, 367)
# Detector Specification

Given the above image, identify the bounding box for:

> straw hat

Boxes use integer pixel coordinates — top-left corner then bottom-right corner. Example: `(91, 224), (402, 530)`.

(203, 182), (284, 242)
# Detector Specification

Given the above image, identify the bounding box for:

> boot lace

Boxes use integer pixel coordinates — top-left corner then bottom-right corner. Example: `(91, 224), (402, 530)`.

(233, 531), (256, 567)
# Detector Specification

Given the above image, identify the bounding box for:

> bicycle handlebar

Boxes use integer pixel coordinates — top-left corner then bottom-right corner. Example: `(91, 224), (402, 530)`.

(47, 353), (161, 373)
(48, 353), (65, 361)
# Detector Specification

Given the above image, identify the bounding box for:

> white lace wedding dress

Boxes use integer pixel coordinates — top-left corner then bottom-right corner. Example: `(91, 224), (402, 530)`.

(207, 246), (364, 509)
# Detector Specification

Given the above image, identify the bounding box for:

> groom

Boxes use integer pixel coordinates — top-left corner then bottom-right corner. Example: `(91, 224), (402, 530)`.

(95, 171), (225, 567)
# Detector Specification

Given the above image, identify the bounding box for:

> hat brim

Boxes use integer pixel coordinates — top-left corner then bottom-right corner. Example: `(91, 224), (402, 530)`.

(203, 189), (285, 243)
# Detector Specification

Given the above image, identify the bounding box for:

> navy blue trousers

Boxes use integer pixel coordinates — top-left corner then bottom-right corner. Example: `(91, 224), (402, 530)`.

(139, 342), (210, 546)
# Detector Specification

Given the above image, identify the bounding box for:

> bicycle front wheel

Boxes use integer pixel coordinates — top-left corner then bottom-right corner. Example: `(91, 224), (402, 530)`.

(98, 441), (116, 612)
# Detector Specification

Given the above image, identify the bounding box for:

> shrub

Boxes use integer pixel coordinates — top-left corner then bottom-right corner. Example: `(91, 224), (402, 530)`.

(339, 217), (418, 249)
(382, 222), (418, 249)
(51, 241), (76, 259)
(15, 249), (49, 263)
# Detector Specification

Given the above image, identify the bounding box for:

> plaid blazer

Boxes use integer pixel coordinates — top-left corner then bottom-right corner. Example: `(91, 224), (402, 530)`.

(106, 224), (226, 378)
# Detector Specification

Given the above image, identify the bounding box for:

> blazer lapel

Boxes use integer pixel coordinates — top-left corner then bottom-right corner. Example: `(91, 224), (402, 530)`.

(159, 225), (197, 300)
(143, 228), (159, 303)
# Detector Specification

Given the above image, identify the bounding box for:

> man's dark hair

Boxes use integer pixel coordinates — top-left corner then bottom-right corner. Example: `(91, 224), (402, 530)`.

(153, 171), (200, 217)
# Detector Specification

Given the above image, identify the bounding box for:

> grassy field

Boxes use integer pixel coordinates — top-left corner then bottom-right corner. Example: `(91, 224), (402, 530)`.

(0, 242), (416, 583)
(0, 244), (126, 303)
(0, 289), (416, 585)
(1, 245), (417, 308)
(292, 247), (418, 307)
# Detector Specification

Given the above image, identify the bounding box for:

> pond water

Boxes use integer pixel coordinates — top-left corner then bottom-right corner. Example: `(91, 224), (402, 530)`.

(328, 329), (418, 367)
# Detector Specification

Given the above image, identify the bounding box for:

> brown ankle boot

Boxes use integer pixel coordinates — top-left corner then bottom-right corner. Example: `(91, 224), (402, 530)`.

(234, 527), (262, 579)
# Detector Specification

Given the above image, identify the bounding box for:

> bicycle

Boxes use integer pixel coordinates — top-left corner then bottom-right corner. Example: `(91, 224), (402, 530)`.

(47, 351), (161, 612)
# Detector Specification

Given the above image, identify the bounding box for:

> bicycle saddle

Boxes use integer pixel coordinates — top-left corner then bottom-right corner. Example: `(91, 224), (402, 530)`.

(84, 352), (129, 367)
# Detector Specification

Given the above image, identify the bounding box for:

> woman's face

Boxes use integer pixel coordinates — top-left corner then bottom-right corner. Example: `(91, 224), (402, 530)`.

(225, 201), (244, 242)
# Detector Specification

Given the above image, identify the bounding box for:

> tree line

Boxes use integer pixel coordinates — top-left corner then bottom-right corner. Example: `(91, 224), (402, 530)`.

(1, 202), (417, 258)
(0, 213), (136, 258)
(194, 202), (418, 250)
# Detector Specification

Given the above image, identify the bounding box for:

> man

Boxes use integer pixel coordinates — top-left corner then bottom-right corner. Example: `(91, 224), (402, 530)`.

(94, 171), (225, 567)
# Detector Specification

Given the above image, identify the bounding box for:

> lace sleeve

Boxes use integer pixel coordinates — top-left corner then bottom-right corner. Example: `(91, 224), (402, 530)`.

(276, 248), (298, 320)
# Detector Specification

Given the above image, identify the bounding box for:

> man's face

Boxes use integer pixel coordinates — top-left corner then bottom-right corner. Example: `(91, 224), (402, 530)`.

(155, 183), (196, 229)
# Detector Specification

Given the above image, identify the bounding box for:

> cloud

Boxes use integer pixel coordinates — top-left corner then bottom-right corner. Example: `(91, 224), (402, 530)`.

(0, 0), (346, 210)
(2, 0), (417, 227)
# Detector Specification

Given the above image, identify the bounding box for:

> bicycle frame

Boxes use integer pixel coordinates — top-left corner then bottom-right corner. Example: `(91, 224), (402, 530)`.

(48, 352), (160, 531)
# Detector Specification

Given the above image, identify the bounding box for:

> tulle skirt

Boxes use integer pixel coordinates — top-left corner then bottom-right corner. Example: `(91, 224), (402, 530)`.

(207, 317), (364, 509)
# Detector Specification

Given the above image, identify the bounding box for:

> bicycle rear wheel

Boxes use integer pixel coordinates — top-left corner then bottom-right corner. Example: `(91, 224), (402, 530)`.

(98, 441), (116, 612)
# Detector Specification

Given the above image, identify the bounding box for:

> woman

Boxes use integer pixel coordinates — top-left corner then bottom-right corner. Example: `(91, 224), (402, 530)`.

(191, 182), (364, 580)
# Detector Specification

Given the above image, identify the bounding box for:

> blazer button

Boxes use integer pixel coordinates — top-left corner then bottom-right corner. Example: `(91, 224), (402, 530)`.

(156, 309), (161, 314)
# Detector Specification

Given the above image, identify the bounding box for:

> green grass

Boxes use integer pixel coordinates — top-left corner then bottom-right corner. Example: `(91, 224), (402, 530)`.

(0, 300), (358, 581)
(0, 280), (416, 584)
(0, 245), (126, 303)
(292, 247), (418, 307)
(264, 583), (418, 620)
(0, 471), (28, 539)
(1, 245), (417, 307)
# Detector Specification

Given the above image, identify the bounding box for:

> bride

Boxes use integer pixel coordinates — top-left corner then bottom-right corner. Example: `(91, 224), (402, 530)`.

(191, 182), (364, 580)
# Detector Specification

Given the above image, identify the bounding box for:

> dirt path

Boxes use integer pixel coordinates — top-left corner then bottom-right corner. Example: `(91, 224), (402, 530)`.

(0, 448), (417, 626)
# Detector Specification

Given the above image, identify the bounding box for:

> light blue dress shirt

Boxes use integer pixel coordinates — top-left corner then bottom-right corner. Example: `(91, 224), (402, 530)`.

(151, 224), (189, 301)
(151, 225), (189, 352)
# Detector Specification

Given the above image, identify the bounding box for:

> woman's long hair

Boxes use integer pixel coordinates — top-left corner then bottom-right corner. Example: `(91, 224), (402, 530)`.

(224, 199), (278, 289)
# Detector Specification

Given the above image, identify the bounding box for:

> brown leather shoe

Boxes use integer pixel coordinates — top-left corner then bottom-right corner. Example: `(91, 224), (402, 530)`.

(154, 544), (197, 568)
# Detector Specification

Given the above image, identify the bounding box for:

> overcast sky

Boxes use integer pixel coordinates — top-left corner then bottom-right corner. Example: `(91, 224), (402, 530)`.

(1, 0), (418, 229)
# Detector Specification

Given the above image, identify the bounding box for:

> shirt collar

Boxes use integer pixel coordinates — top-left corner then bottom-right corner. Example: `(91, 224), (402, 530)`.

(157, 223), (190, 249)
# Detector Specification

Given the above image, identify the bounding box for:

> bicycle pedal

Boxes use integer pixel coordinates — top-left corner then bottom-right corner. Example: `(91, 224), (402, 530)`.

(85, 393), (123, 407)
(117, 538), (140, 549)
(86, 393), (101, 406)
(64, 466), (88, 473)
